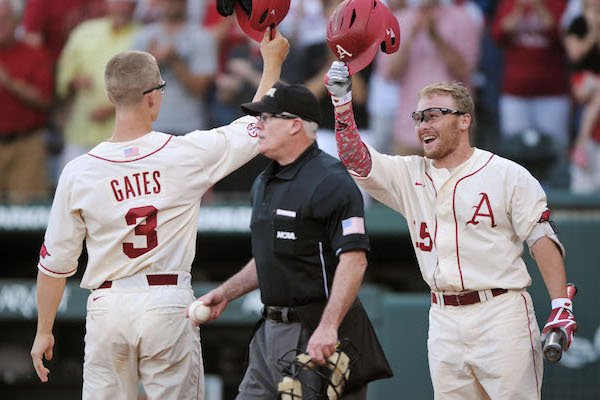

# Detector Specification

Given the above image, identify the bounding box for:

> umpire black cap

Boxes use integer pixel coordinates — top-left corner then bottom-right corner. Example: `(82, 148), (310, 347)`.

(241, 81), (322, 125)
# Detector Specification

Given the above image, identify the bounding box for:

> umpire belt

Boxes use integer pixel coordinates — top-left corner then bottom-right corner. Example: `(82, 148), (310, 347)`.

(262, 306), (300, 323)
(431, 288), (508, 306)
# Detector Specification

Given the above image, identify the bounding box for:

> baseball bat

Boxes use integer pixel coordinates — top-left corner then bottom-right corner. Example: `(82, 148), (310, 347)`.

(543, 283), (577, 363)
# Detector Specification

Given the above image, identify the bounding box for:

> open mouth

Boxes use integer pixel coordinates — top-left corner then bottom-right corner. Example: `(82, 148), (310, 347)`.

(422, 135), (436, 144)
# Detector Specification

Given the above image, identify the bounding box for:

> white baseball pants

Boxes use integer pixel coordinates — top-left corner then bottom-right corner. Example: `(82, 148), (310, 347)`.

(82, 275), (203, 400)
(428, 289), (543, 400)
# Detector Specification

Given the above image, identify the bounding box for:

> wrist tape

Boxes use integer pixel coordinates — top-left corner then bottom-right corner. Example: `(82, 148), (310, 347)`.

(331, 91), (352, 107)
(551, 297), (573, 311)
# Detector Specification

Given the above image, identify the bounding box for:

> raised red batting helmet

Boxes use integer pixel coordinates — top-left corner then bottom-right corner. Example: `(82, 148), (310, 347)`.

(326, 0), (401, 74)
(235, 0), (291, 42)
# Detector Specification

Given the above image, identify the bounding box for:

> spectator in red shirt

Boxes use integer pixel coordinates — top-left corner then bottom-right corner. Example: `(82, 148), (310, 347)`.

(21, 0), (105, 63)
(0, 0), (53, 204)
(492, 0), (571, 185)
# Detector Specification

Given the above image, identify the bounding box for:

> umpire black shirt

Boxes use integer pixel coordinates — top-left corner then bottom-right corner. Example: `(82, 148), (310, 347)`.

(250, 142), (369, 307)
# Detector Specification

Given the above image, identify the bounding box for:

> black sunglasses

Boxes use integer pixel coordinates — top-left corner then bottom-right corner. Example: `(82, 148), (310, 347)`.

(411, 107), (465, 125)
(258, 113), (300, 123)
(143, 81), (166, 95)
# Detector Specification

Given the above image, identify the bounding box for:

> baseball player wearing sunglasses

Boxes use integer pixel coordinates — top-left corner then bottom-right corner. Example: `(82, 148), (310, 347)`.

(325, 61), (577, 399)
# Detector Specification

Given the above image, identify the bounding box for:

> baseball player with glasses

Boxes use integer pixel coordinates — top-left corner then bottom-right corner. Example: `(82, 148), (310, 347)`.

(30, 28), (289, 400)
(324, 60), (578, 400)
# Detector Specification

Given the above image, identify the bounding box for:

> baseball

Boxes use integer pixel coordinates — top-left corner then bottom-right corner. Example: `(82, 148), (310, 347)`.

(188, 300), (211, 324)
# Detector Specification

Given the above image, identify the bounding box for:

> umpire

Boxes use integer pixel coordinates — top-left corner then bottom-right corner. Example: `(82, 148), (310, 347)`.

(199, 81), (392, 399)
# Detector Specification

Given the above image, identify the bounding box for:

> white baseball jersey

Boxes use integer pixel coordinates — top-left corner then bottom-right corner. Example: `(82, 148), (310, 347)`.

(38, 116), (259, 289)
(354, 146), (549, 293)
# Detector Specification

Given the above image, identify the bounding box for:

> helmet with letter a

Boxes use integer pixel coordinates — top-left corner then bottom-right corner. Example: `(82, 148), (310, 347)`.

(234, 0), (291, 42)
(326, 0), (401, 75)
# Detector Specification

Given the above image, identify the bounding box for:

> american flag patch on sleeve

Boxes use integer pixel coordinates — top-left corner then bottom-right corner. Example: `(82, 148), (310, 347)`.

(341, 217), (365, 236)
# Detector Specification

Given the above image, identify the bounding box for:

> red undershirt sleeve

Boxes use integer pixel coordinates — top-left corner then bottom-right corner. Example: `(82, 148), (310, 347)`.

(334, 105), (372, 177)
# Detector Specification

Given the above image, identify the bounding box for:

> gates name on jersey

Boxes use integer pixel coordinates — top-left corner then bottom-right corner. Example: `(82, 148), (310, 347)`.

(109, 170), (162, 202)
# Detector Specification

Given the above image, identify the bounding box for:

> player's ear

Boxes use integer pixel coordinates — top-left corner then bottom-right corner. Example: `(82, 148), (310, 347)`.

(146, 90), (158, 108)
(460, 113), (471, 131)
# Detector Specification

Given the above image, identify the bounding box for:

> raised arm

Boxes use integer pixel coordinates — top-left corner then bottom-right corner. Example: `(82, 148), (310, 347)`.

(324, 61), (372, 177)
(253, 27), (290, 101)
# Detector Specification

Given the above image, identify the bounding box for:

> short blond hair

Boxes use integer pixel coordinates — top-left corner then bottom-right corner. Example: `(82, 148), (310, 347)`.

(419, 82), (475, 131)
(105, 50), (161, 107)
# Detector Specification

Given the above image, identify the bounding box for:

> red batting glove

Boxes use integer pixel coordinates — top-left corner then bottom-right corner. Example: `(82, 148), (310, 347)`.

(541, 298), (578, 351)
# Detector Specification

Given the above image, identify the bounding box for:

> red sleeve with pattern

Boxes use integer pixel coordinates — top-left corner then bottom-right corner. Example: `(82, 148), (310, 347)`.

(334, 105), (372, 177)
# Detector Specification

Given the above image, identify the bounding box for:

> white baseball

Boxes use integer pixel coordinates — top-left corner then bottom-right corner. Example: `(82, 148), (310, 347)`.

(188, 300), (211, 324)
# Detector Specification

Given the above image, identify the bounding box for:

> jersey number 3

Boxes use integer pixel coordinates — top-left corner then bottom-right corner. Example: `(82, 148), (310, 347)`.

(123, 206), (158, 258)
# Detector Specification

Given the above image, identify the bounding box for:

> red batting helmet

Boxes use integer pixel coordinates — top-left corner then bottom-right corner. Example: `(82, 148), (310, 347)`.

(326, 0), (401, 74)
(235, 0), (291, 42)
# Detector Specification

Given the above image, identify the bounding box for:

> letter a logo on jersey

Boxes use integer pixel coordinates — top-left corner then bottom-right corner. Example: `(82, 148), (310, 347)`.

(336, 45), (353, 60)
(466, 193), (497, 227)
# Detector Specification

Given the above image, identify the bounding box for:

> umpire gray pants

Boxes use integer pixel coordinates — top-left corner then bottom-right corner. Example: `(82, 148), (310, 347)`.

(237, 319), (367, 400)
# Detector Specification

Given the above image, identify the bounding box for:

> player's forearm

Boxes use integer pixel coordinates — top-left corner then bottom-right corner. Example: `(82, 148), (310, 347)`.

(35, 271), (66, 334)
(318, 251), (367, 330)
(253, 62), (281, 102)
(334, 104), (372, 176)
(252, 29), (289, 101)
(220, 258), (259, 301)
(531, 236), (567, 300)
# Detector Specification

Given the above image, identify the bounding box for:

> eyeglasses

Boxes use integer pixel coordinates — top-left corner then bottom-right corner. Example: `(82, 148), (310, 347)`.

(258, 113), (300, 123)
(411, 107), (466, 125)
(143, 81), (166, 95)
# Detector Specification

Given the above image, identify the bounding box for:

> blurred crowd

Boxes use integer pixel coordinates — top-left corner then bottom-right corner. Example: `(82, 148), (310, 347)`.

(1, 0), (600, 206)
